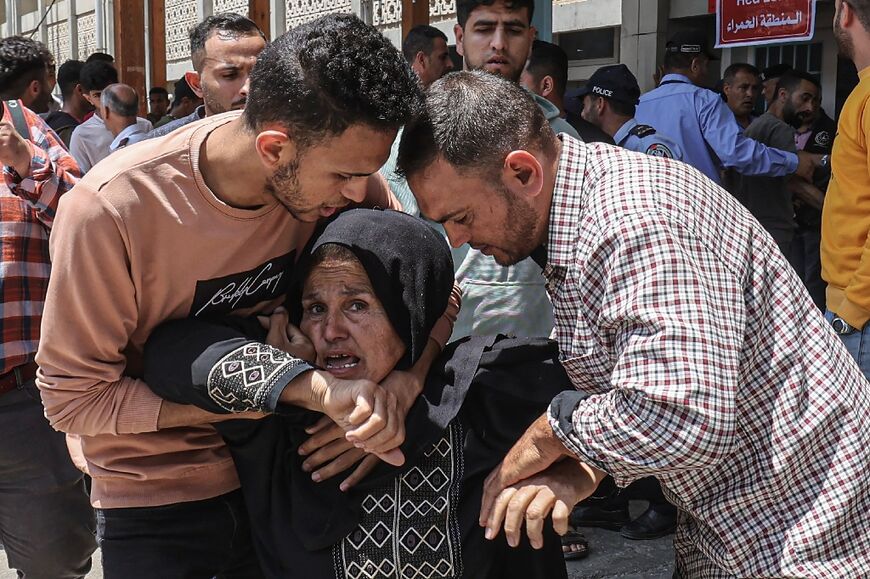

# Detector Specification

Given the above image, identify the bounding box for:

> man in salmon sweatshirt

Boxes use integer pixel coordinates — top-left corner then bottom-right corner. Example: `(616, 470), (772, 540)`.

(36, 15), (458, 578)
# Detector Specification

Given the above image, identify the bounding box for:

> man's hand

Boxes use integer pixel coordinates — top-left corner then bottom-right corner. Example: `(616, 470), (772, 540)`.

(0, 121), (32, 178)
(299, 416), (382, 490)
(258, 307), (316, 363)
(794, 151), (822, 182)
(482, 459), (605, 549)
(480, 413), (574, 528)
(310, 372), (405, 466)
(788, 176), (824, 211)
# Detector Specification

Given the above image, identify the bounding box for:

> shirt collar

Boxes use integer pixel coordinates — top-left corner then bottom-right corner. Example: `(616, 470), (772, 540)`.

(109, 123), (146, 152)
(546, 134), (588, 269)
(613, 119), (637, 147)
(660, 73), (692, 85)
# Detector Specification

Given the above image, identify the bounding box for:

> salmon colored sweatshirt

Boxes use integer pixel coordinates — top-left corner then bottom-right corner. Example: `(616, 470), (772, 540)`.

(35, 112), (456, 508)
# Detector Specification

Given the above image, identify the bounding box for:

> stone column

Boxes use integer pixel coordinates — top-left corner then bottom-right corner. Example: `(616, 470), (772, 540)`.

(621, 0), (669, 93)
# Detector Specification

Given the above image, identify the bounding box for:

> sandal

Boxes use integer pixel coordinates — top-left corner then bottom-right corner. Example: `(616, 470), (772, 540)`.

(561, 529), (590, 561)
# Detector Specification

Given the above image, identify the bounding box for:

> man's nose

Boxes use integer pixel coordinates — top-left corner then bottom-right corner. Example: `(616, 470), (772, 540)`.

(341, 178), (368, 204)
(443, 222), (470, 248)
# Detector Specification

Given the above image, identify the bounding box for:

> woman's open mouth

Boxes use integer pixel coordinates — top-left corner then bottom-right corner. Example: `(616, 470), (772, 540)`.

(324, 353), (361, 370)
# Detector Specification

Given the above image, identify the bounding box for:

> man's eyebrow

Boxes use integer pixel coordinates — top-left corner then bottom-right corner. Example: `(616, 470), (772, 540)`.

(431, 209), (465, 224)
(472, 17), (527, 27)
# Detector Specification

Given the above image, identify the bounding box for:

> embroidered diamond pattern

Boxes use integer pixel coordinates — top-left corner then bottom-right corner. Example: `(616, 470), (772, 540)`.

(400, 497), (447, 518)
(362, 493), (395, 514)
(345, 557), (396, 579)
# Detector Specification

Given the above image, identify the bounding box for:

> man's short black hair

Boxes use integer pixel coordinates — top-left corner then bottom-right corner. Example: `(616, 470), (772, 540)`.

(663, 51), (700, 71)
(244, 14), (423, 151)
(722, 62), (760, 86)
(398, 70), (556, 182)
(844, 0), (870, 30)
(0, 36), (52, 100)
(189, 12), (265, 72)
(605, 98), (635, 118)
(525, 40), (568, 97)
(79, 60), (119, 92)
(85, 51), (114, 63)
(457, 0), (534, 27)
(149, 86), (169, 97)
(57, 59), (86, 99)
(775, 71), (821, 96)
(402, 25), (448, 62)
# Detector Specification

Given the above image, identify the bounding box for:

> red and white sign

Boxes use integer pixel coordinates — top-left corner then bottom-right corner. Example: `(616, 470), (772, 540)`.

(716, 0), (816, 48)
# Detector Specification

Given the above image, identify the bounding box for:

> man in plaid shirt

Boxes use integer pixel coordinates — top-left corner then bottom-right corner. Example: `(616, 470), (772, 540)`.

(0, 37), (95, 577)
(400, 71), (870, 577)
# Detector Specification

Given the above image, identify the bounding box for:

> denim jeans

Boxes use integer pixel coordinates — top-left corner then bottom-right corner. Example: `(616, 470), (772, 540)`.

(0, 381), (96, 578)
(825, 310), (870, 381)
(97, 489), (263, 579)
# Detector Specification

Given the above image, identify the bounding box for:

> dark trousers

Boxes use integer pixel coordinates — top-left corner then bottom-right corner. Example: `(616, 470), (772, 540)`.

(97, 489), (264, 579)
(0, 381), (96, 579)
(790, 224), (826, 311)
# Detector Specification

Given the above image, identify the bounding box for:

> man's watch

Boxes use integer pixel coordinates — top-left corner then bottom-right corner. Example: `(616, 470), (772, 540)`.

(831, 316), (855, 335)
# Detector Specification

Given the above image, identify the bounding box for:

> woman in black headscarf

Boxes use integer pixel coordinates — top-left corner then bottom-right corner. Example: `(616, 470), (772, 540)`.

(144, 209), (572, 579)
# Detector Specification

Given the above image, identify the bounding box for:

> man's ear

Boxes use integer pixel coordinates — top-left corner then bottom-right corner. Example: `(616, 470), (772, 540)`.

(254, 130), (295, 172)
(541, 75), (556, 98)
(454, 24), (465, 58)
(185, 71), (204, 99)
(502, 150), (544, 200)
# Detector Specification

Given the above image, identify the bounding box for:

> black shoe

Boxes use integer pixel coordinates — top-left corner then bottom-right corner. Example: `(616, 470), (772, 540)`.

(569, 502), (630, 531)
(619, 503), (677, 540)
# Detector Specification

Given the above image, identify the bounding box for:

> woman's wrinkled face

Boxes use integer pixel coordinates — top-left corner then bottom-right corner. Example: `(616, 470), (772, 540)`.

(300, 257), (406, 383)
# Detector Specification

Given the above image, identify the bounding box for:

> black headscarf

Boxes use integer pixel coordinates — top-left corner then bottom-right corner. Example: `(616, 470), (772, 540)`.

(290, 208), (454, 370)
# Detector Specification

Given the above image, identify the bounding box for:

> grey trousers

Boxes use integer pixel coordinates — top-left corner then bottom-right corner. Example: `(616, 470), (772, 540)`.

(0, 381), (96, 579)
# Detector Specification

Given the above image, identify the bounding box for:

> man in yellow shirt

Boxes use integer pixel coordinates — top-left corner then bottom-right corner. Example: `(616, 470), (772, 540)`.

(822, 0), (870, 379)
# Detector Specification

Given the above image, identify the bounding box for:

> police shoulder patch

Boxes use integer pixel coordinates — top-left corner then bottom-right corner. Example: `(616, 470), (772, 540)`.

(629, 124), (657, 138)
(645, 142), (674, 158)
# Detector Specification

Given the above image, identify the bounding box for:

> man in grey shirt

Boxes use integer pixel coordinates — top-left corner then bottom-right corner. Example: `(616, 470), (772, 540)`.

(733, 71), (824, 258)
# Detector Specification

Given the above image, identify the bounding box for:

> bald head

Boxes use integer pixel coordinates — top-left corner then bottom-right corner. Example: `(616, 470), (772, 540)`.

(101, 83), (140, 137)
(101, 83), (138, 117)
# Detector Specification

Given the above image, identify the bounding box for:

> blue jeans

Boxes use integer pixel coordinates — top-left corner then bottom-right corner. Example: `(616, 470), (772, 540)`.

(97, 489), (263, 579)
(0, 381), (96, 578)
(825, 310), (870, 381)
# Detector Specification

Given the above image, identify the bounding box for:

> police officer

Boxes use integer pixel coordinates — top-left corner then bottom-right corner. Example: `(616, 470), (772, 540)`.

(636, 30), (818, 186)
(579, 64), (684, 160)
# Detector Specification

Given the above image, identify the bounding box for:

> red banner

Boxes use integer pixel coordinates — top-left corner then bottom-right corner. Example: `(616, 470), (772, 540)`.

(716, 0), (816, 48)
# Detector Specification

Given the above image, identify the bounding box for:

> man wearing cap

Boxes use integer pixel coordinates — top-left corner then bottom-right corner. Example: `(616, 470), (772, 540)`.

(580, 64), (683, 160)
(636, 30), (818, 186)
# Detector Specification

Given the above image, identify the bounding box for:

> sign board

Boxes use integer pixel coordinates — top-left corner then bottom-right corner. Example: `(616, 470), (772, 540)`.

(716, 0), (816, 48)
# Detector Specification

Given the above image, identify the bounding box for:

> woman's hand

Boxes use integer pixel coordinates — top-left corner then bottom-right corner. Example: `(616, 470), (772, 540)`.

(258, 307), (316, 363)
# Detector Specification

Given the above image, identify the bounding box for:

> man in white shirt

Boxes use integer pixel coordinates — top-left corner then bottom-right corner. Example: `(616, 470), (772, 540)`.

(102, 83), (149, 152)
(69, 61), (151, 172)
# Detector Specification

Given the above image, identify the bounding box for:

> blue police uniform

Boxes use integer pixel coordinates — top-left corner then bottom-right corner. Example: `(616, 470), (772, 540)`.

(635, 73), (798, 185)
(614, 118), (684, 161)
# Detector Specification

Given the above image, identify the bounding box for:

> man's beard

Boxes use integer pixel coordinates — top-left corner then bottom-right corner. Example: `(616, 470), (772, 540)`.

(490, 184), (539, 266)
(202, 88), (246, 115)
(835, 7), (855, 59)
(265, 155), (311, 221)
(781, 101), (803, 129)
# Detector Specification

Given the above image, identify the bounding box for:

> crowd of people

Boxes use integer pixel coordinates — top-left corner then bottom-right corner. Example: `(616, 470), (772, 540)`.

(1, 0), (870, 578)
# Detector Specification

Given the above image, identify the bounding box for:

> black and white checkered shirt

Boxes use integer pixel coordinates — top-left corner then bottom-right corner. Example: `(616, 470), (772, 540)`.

(545, 135), (870, 577)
